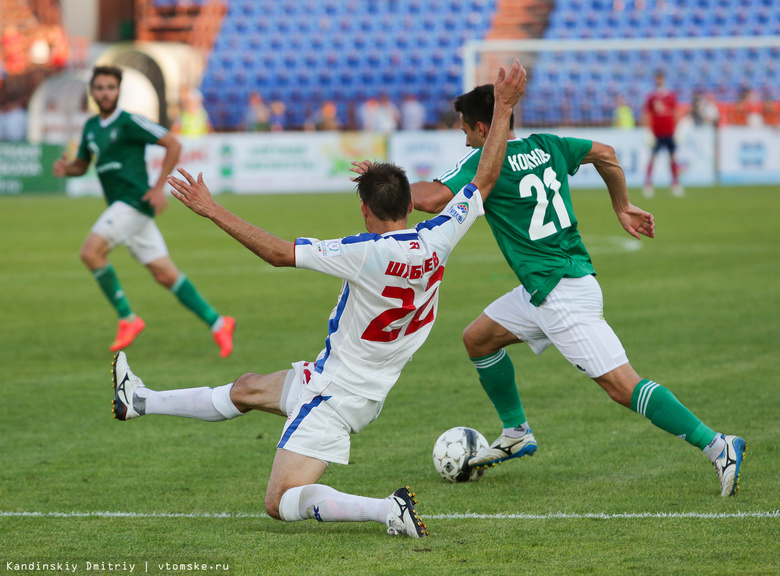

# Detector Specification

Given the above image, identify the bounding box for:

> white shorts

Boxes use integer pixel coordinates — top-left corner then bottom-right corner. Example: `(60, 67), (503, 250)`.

(277, 361), (384, 465)
(484, 275), (628, 379)
(90, 201), (169, 265)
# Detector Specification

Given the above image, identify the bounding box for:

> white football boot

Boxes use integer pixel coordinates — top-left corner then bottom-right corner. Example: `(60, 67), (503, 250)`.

(386, 486), (428, 538)
(112, 351), (146, 421)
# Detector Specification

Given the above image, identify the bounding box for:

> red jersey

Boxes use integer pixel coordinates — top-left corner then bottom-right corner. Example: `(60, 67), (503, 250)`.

(645, 89), (677, 137)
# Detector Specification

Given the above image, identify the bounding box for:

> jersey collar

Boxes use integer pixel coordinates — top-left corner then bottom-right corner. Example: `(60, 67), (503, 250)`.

(99, 107), (122, 128)
(383, 228), (418, 241)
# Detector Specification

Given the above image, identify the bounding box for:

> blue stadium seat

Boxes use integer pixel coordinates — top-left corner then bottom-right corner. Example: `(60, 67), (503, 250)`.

(206, 0), (506, 129)
(201, 0), (778, 130)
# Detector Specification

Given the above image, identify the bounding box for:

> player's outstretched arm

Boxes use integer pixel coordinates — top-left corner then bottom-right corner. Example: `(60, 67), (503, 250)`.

(168, 168), (295, 267)
(472, 59), (526, 198)
(582, 142), (655, 239)
(410, 181), (453, 214)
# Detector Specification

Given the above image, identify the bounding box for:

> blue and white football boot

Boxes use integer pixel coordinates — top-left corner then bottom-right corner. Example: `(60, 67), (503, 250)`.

(713, 434), (747, 497)
(469, 430), (538, 469)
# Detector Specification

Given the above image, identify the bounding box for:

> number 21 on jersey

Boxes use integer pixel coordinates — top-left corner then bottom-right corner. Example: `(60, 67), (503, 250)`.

(519, 167), (572, 241)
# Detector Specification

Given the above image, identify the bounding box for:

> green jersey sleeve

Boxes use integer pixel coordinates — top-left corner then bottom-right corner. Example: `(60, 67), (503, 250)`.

(125, 114), (168, 145)
(436, 148), (481, 196)
(536, 134), (593, 176)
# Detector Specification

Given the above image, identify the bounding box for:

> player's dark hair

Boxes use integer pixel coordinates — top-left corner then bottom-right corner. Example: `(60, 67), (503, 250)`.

(454, 84), (515, 131)
(90, 66), (123, 88)
(354, 162), (411, 222)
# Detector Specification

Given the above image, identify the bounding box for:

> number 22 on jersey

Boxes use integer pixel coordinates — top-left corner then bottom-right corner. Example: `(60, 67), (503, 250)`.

(362, 267), (444, 342)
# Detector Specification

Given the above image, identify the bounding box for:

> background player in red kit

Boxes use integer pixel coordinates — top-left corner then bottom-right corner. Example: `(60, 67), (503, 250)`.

(643, 71), (683, 198)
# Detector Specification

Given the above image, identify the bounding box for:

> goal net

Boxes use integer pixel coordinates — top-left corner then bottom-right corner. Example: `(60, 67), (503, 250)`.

(462, 36), (780, 128)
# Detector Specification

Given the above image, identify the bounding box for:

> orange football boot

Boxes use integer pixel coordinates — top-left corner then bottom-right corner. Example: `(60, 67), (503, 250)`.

(213, 316), (236, 358)
(109, 316), (146, 352)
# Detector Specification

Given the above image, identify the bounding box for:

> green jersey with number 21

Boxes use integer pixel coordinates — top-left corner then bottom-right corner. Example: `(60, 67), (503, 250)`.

(438, 134), (594, 306)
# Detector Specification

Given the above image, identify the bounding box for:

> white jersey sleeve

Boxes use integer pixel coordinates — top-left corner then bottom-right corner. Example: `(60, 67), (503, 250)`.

(292, 183), (484, 401)
(415, 182), (484, 257)
(293, 233), (373, 282)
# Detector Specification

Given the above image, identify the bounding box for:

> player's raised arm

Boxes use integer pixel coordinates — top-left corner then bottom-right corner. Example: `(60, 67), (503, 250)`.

(471, 60), (526, 198)
(168, 168), (295, 267)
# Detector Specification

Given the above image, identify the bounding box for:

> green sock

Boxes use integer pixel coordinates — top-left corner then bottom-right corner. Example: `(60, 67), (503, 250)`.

(93, 264), (133, 319)
(471, 349), (526, 428)
(631, 379), (717, 450)
(171, 274), (220, 327)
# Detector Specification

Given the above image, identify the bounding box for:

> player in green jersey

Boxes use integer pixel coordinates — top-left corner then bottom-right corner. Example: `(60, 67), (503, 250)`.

(53, 66), (235, 357)
(411, 84), (746, 497)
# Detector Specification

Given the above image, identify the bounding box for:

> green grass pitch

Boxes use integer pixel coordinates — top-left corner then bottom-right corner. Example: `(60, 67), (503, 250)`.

(1, 186), (778, 575)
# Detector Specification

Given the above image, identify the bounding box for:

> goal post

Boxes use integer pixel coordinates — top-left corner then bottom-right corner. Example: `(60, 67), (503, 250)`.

(462, 36), (780, 128)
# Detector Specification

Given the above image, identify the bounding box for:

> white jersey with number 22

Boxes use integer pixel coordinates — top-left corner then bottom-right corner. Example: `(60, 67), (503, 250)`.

(294, 183), (484, 401)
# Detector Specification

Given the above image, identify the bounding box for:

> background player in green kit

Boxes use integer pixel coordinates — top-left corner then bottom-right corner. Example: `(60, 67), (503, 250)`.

(53, 66), (235, 357)
(411, 84), (746, 497)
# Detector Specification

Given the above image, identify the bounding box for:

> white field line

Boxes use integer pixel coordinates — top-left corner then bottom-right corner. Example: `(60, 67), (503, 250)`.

(1, 511), (778, 520)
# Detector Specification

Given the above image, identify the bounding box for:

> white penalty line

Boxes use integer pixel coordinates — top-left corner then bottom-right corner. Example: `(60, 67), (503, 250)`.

(2, 511), (778, 520)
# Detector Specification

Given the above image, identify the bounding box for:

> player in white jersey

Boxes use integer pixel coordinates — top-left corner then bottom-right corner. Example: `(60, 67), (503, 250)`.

(110, 61), (527, 538)
(296, 214), (468, 403)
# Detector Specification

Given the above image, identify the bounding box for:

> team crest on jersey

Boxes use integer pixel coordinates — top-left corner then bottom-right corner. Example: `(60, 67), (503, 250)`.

(448, 202), (469, 224)
(316, 239), (342, 258)
(110, 129), (118, 142)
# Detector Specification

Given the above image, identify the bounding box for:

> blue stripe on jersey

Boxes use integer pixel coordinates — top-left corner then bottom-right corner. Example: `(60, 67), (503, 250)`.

(277, 394), (333, 449)
(463, 183), (477, 198)
(415, 213), (452, 232)
(386, 232), (419, 242)
(342, 232), (382, 244)
(295, 238), (313, 246)
(315, 282), (350, 374)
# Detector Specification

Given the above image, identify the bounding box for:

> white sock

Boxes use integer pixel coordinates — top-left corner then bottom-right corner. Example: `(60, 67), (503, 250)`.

(211, 383), (243, 419)
(703, 433), (726, 463)
(278, 484), (390, 524)
(138, 383), (241, 421)
(503, 422), (531, 438)
(210, 316), (225, 333)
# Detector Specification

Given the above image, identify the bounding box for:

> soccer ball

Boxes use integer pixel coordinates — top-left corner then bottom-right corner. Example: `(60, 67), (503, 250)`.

(432, 426), (489, 483)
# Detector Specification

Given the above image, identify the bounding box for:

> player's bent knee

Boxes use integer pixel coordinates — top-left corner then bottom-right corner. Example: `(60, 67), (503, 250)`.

(80, 247), (103, 269)
(462, 324), (481, 355)
(264, 493), (282, 520)
(230, 373), (259, 406)
(462, 324), (498, 358)
(594, 367), (639, 408)
(151, 268), (177, 287)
